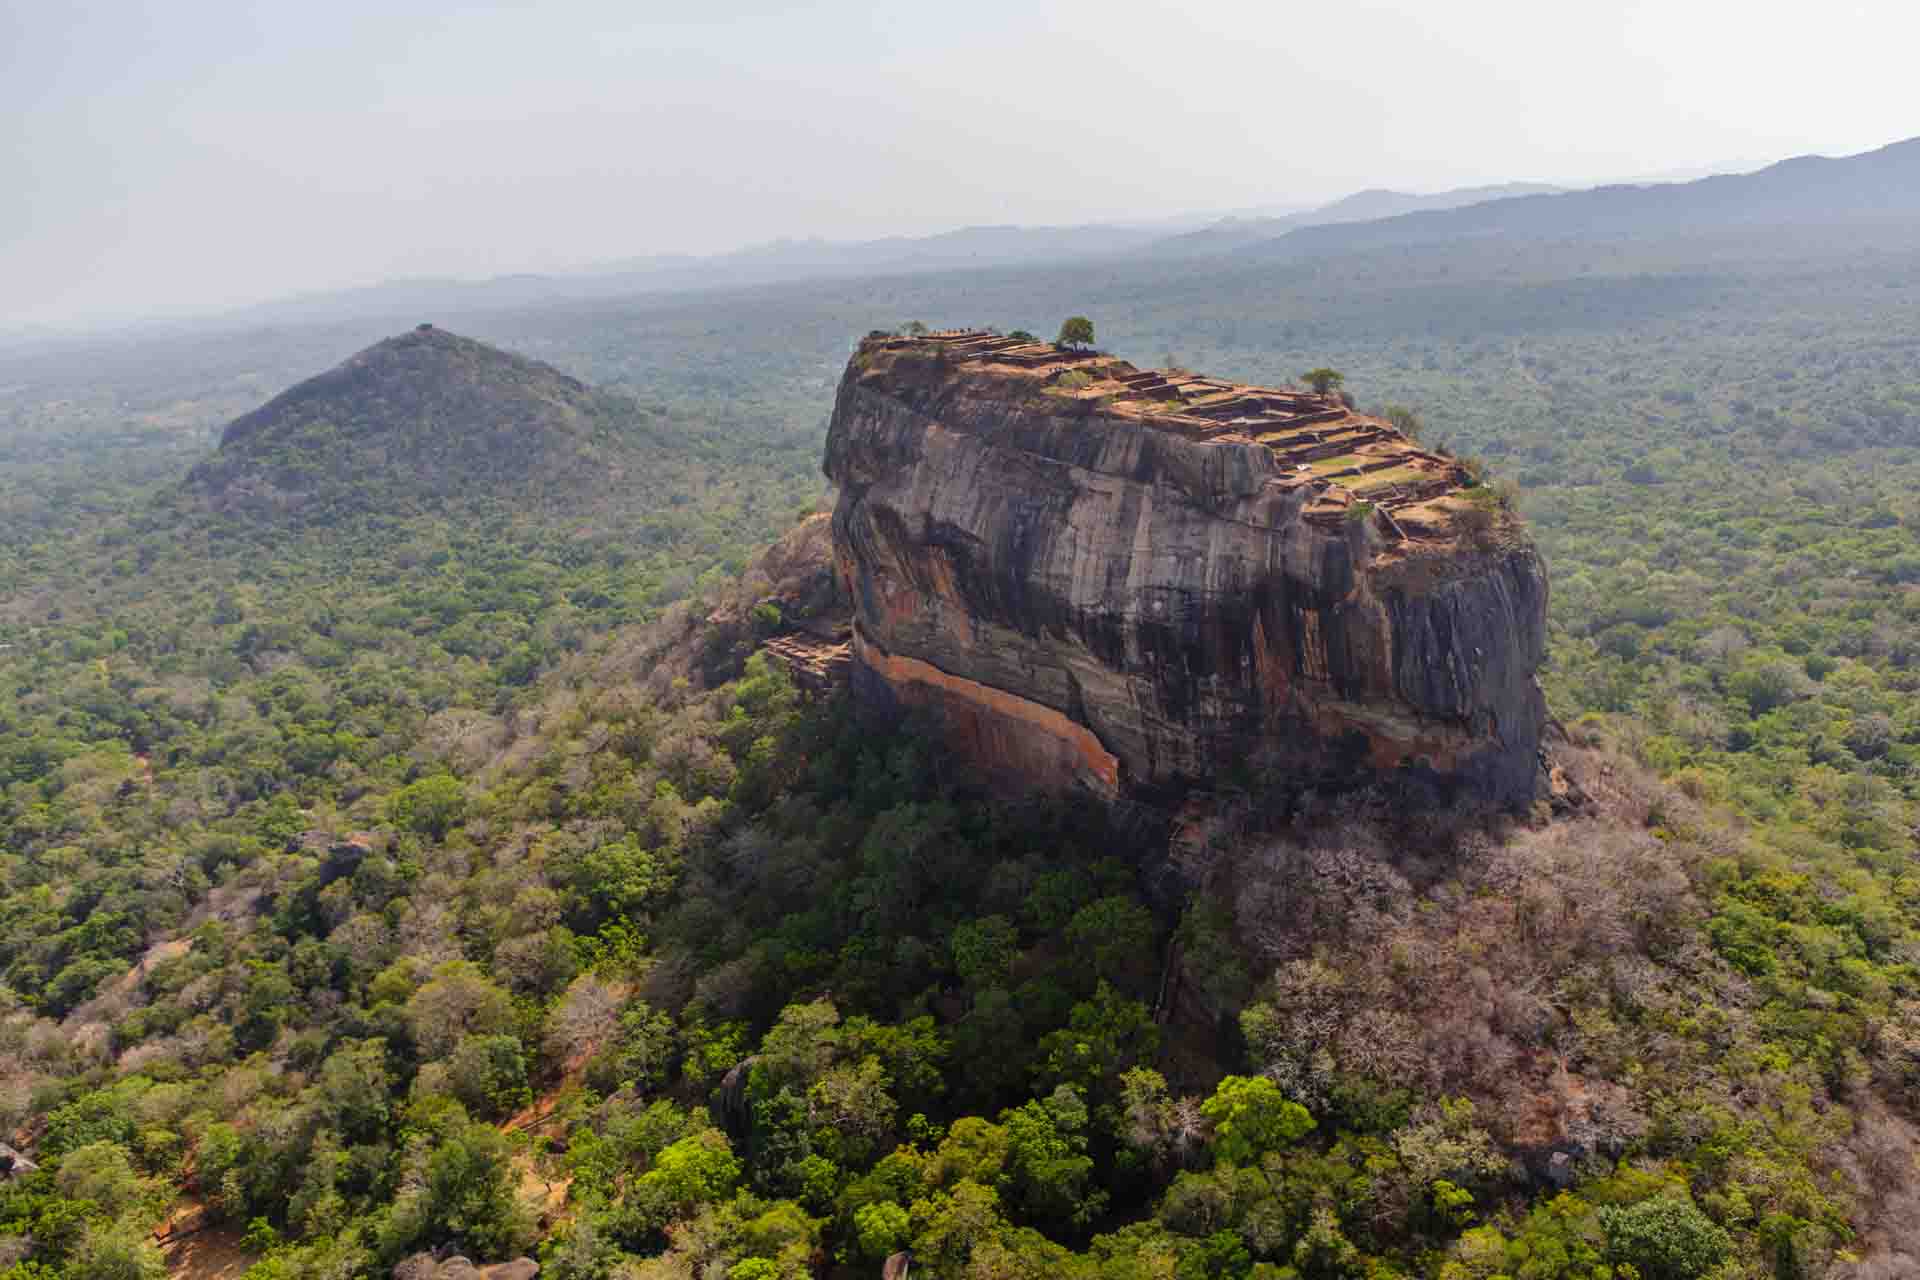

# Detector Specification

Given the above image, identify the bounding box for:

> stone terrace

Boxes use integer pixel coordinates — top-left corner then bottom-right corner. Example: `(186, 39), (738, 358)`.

(761, 632), (852, 695)
(876, 330), (1476, 539)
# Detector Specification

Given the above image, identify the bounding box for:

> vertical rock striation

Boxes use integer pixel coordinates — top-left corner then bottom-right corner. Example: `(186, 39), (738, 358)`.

(825, 332), (1549, 809)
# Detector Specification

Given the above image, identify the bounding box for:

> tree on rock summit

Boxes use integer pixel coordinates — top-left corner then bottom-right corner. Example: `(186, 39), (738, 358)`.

(1057, 317), (1095, 350)
(1302, 367), (1345, 395)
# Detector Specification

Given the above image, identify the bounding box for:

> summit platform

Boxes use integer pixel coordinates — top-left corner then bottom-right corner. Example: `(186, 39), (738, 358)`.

(869, 330), (1479, 539)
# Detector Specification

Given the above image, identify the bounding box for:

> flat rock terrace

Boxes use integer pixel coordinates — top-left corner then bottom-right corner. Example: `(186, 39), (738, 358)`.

(878, 329), (1479, 539)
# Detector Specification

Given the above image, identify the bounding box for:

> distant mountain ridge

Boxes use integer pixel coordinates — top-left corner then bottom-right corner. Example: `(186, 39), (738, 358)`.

(71, 138), (1917, 340)
(188, 325), (647, 520)
(180, 224), (1178, 331)
(669, 221), (1166, 272)
(169, 190), (1567, 330)
(1145, 182), (1568, 257)
(1234, 135), (1920, 261)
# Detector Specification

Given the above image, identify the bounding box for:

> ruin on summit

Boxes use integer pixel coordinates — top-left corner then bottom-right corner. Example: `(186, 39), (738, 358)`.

(880, 328), (1477, 540)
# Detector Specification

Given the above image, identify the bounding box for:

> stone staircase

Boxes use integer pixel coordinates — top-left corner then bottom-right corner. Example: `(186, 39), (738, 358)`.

(761, 633), (853, 694)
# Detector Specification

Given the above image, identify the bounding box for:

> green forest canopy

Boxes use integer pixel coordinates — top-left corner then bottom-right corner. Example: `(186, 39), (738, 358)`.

(2, 221), (1920, 1275)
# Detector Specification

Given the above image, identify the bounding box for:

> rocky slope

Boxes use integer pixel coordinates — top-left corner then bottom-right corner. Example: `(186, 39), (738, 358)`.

(188, 324), (644, 517)
(825, 331), (1549, 808)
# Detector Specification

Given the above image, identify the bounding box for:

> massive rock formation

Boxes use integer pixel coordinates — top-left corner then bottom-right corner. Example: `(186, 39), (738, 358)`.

(825, 331), (1548, 808)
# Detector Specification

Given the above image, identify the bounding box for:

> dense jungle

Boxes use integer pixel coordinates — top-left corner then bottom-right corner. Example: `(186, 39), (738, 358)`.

(4, 214), (1920, 1280)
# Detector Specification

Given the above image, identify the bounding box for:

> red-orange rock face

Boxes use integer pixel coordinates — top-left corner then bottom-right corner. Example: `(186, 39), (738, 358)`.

(825, 333), (1549, 808)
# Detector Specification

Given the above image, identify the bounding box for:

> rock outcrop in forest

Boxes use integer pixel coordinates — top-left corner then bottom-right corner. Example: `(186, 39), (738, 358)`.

(825, 330), (1549, 808)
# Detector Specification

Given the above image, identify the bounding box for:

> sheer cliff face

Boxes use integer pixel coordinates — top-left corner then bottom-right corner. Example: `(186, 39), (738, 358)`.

(825, 334), (1549, 808)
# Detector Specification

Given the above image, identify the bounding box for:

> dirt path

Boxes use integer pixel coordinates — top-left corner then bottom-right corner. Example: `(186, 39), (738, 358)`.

(105, 936), (193, 1001)
(156, 1203), (255, 1280)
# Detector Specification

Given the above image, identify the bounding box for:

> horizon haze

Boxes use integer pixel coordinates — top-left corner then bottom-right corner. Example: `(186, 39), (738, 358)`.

(4, 0), (1914, 329)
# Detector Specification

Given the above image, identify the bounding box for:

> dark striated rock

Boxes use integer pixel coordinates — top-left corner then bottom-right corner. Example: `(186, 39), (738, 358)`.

(318, 835), (375, 885)
(713, 1055), (760, 1141)
(824, 332), (1549, 809)
(0, 1143), (37, 1180)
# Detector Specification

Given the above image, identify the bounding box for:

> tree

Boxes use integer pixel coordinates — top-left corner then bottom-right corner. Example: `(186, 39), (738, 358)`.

(565, 833), (676, 925)
(807, 1057), (898, 1166)
(1117, 1067), (1209, 1171)
(1007, 330), (1036, 342)
(405, 959), (515, 1059)
(1000, 1085), (1104, 1231)
(316, 1039), (391, 1143)
(1057, 317), (1095, 350)
(1036, 982), (1160, 1097)
(633, 1129), (742, 1226)
(546, 974), (624, 1064)
(64, 1222), (167, 1280)
(949, 987), (1028, 1106)
(1198, 1075), (1314, 1166)
(387, 772), (466, 839)
(236, 959), (295, 1051)
(53, 1141), (150, 1219)
(909, 1179), (1006, 1274)
(853, 1200), (910, 1260)
(1728, 653), (1812, 715)
(1600, 1196), (1732, 1280)
(928, 1115), (1011, 1188)
(415, 1120), (533, 1260)
(951, 915), (1018, 989)
(444, 1033), (532, 1119)
(1302, 367), (1345, 395)
(1065, 895), (1154, 986)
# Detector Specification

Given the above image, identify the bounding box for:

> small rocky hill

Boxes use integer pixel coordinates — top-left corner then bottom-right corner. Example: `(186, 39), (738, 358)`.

(187, 324), (645, 518)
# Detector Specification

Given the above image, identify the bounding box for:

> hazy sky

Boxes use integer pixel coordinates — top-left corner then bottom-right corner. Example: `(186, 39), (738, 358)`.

(3, 0), (1911, 328)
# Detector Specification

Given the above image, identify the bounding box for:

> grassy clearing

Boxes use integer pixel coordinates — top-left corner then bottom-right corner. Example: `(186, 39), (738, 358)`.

(1351, 463), (1430, 493)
